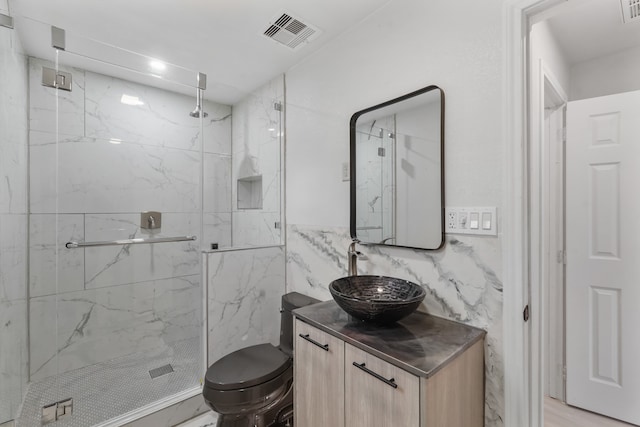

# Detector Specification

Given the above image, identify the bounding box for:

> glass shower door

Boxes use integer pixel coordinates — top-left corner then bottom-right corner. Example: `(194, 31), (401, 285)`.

(21, 22), (207, 426)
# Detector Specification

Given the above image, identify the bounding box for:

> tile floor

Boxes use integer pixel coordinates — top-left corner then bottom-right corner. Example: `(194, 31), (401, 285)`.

(15, 337), (201, 427)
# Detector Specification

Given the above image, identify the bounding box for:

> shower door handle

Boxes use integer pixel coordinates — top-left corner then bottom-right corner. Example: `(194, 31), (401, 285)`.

(65, 235), (196, 249)
(298, 334), (329, 351)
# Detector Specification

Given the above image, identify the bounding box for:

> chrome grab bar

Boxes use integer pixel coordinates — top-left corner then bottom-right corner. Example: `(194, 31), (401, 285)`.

(65, 235), (197, 249)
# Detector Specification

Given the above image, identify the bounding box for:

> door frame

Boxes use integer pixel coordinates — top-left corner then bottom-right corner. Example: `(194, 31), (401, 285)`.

(539, 62), (567, 402)
(502, 0), (568, 426)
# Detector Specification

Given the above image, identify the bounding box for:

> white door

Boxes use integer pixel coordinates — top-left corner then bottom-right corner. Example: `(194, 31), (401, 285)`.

(566, 89), (640, 425)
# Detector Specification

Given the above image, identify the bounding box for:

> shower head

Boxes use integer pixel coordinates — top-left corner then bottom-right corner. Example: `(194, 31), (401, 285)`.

(189, 88), (208, 118)
(189, 107), (208, 118)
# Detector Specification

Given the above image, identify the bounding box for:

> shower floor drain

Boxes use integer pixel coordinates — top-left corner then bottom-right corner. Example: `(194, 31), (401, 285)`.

(149, 363), (174, 379)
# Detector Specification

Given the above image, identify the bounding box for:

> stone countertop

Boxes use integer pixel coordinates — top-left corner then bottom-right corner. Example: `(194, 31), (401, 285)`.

(293, 300), (486, 378)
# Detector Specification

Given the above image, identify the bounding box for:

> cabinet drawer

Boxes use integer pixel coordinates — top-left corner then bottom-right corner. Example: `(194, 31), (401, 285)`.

(294, 320), (345, 427)
(345, 343), (420, 427)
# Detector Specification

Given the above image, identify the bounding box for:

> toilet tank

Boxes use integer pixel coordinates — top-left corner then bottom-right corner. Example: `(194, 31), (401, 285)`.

(279, 292), (320, 356)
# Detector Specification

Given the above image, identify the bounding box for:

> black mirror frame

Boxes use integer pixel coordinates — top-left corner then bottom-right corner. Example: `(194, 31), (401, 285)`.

(349, 85), (445, 250)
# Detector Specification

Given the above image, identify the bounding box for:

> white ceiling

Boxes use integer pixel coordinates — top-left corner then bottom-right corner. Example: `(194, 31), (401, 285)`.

(11, 0), (640, 104)
(10, 0), (392, 104)
(546, 0), (640, 64)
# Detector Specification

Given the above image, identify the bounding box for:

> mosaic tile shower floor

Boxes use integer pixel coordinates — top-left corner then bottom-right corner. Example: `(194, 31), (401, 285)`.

(16, 337), (201, 427)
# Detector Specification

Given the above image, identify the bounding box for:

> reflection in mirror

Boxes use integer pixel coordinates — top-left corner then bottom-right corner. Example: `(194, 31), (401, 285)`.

(350, 86), (444, 250)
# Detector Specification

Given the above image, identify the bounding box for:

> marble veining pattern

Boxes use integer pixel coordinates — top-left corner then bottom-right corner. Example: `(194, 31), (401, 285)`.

(286, 224), (504, 426)
(0, 299), (28, 424)
(207, 246), (285, 365)
(231, 75), (284, 247)
(28, 58), (86, 137)
(29, 133), (203, 214)
(30, 275), (201, 381)
(83, 213), (201, 289)
(0, 23), (29, 425)
(28, 214), (84, 298)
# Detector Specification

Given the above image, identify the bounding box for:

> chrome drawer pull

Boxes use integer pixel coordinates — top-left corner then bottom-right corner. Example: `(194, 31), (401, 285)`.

(352, 362), (398, 389)
(299, 334), (329, 351)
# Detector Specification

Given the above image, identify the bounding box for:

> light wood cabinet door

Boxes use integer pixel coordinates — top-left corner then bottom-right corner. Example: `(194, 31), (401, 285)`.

(345, 343), (420, 427)
(294, 320), (345, 427)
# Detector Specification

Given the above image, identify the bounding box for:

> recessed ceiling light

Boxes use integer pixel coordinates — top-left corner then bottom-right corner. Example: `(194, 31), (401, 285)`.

(109, 138), (122, 145)
(120, 94), (144, 106)
(149, 60), (166, 72)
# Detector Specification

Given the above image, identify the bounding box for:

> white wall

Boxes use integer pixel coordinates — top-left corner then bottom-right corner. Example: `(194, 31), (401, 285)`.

(285, 0), (505, 425)
(530, 21), (571, 96)
(570, 44), (640, 101)
(287, 0), (503, 227)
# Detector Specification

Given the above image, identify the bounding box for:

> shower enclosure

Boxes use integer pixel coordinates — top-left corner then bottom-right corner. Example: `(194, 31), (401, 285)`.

(0, 14), (234, 426)
(2, 10), (285, 426)
(354, 119), (396, 244)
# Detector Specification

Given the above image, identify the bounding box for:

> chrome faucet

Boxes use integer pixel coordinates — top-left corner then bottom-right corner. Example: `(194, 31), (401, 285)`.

(348, 239), (367, 276)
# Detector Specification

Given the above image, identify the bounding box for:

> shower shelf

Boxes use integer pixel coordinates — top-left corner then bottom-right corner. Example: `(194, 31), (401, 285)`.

(65, 235), (197, 249)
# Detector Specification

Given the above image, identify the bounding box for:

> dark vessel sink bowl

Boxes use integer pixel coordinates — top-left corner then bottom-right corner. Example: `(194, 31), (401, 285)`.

(329, 275), (426, 324)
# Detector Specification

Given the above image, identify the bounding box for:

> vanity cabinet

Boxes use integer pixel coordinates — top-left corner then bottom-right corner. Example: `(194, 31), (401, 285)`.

(294, 319), (345, 427)
(345, 343), (420, 426)
(293, 303), (485, 427)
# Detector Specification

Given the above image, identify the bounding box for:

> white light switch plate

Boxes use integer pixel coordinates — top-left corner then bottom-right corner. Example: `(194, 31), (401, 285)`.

(445, 207), (497, 236)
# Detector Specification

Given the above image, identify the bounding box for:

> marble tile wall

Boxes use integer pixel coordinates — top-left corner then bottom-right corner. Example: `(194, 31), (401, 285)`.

(206, 246), (285, 365)
(26, 56), (232, 381)
(0, 23), (29, 424)
(231, 76), (284, 247)
(285, 224), (504, 427)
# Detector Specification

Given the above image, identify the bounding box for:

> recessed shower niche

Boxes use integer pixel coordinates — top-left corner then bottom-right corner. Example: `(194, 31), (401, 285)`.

(237, 175), (263, 210)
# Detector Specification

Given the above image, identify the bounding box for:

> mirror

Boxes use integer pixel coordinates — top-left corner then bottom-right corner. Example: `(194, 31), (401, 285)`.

(350, 85), (444, 250)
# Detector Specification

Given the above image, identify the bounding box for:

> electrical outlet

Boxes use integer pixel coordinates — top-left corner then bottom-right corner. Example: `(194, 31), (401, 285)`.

(447, 210), (457, 230)
(446, 207), (497, 236)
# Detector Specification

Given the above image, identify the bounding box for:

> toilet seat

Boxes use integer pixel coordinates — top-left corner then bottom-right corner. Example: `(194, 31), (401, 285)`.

(205, 343), (291, 391)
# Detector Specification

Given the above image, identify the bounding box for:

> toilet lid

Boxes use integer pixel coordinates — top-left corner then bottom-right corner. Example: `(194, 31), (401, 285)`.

(205, 343), (291, 391)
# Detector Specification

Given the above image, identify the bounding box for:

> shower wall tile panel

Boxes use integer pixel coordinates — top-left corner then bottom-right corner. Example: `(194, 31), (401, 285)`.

(204, 153), (232, 214)
(0, 299), (28, 424)
(231, 76), (283, 247)
(206, 246), (285, 365)
(203, 104), (232, 155)
(28, 58), (85, 137)
(0, 215), (28, 302)
(203, 213), (232, 249)
(29, 274), (201, 381)
(231, 211), (281, 247)
(83, 213), (201, 289)
(29, 214), (85, 298)
(29, 132), (202, 214)
(1, 25), (29, 424)
(85, 72), (221, 152)
(285, 224), (504, 426)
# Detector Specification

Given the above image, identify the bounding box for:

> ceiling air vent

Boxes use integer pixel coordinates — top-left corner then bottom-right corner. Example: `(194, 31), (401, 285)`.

(263, 13), (321, 50)
(620, 0), (640, 23)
